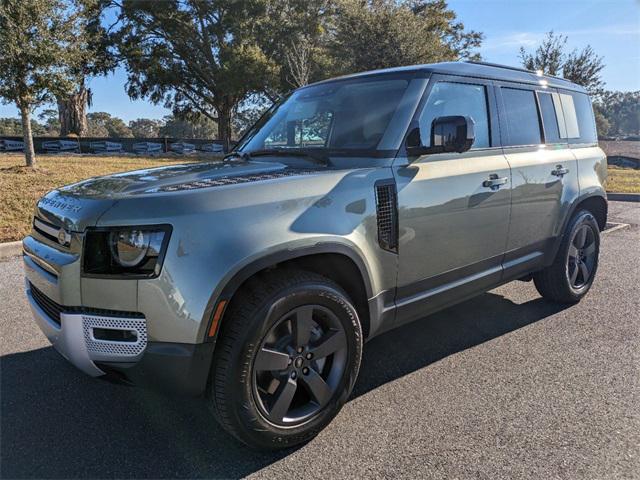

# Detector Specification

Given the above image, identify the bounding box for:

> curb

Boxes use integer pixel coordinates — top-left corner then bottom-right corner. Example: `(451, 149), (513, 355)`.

(607, 192), (640, 202)
(0, 241), (22, 260)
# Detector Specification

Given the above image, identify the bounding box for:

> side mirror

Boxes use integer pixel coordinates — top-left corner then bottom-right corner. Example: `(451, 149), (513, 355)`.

(432, 115), (475, 153)
(405, 115), (476, 157)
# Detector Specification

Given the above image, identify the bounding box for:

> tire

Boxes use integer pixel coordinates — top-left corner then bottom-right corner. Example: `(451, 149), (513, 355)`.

(534, 210), (600, 303)
(208, 269), (363, 450)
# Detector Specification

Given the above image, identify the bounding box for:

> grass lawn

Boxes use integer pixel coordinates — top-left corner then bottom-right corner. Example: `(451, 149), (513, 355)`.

(607, 165), (640, 194)
(0, 153), (217, 243)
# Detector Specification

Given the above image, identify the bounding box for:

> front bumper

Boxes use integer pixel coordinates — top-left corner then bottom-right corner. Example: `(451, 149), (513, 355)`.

(23, 234), (215, 396)
(25, 281), (147, 377)
(25, 278), (214, 395)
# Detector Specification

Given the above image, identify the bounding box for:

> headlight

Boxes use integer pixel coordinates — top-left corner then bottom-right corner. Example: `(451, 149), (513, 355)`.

(110, 230), (156, 268)
(83, 226), (171, 278)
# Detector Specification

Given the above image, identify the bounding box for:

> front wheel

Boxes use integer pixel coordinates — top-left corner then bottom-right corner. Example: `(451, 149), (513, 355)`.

(209, 270), (362, 450)
(534, 210), (600, 303)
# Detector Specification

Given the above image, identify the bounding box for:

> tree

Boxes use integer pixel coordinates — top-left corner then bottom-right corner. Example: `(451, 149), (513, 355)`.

(519, 31), (605, 96)
(283, 35), (314, 89)
(115, 0), (285, 150)
(256, 0), (333, 94)
(562, 45), (605, 97)
(38, 109), (61, 136)
(329, 0), (482, 75)
(129, 118), (163, 138)
(595, 91), (640, 136)
(519, 31), (566, 76)
(593, 109), (610, 138)
(159, 114), (218, 139)
(0, 0), (87, 166)
(236, 0), (483, 135)
(0, 117), (47, 136)
(0, 118), (23, 136)
(56, 0), (115, 136)
(86, 112), (133, 137)
(233, 95), (273, 138)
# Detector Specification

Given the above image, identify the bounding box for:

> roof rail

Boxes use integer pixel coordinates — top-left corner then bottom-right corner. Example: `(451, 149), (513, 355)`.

(463, 60), (537, 75)
(463, 60), (569, 83)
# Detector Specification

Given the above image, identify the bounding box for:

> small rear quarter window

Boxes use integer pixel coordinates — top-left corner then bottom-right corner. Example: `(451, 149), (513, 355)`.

(570, 92), (598, 144)
(558, 92), (597, 144)
(559, 93), (580, 139)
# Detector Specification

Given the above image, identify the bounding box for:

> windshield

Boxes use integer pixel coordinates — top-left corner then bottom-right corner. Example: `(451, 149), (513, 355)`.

(237, 76), (413, 155)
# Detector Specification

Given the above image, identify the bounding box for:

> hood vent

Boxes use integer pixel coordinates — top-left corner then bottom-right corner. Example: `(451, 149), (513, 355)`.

(375, 181), (398, 253)
(146, 168), (320, 193)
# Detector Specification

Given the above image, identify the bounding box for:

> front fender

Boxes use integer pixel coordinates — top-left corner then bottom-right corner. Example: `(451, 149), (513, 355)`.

(197, 238), (377, 342)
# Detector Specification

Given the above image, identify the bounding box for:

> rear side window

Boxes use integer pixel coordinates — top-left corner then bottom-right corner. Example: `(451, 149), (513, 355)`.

(501, 88), (542, 146)
(568, 92), (597, 144)
(537, 92), (563, 144)
(559, 93), (580, 138)
(419, 82), (490, 148)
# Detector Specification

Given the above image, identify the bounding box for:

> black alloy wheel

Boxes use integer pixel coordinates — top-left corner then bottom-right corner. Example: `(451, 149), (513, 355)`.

(534, 209), (600, 303)
(253, 305), (348, 426)
(566, 223), (597, 290)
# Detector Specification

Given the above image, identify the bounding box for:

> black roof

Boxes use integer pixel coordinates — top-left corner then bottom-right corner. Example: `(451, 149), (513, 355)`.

(308, 61), (587, 93)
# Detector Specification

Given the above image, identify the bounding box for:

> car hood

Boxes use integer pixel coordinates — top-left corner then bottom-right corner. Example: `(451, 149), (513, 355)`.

(34, 160), (318, 232)
(56, 160), (292, 198)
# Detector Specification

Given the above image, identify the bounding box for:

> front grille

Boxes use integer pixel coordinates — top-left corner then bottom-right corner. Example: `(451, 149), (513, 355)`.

(375, 181), (399, 252)
(29, 282), (148, 358)
(28, 282), (144, 326)
(30, 283), (62, 325)
(33, 217), (63, 245)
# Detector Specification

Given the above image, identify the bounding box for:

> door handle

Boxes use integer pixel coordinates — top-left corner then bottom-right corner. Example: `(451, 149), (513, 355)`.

(552, 165), (569, 177)
(482, 174), (508, 190)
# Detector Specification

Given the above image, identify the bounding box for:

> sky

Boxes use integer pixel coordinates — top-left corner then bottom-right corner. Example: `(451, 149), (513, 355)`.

(1, 0), (638, 122)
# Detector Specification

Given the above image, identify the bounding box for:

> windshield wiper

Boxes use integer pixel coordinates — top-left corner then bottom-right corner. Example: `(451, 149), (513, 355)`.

(223, 151), (251, 162)
(246, 148), (328, 166)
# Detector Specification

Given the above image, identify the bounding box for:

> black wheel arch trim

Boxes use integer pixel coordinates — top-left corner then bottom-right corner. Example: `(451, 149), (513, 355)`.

(545, 191), (607, 266)
(202, 242), (376, 343)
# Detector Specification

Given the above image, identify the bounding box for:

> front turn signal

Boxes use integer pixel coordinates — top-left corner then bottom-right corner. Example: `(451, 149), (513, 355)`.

(208, 300), (227, 338)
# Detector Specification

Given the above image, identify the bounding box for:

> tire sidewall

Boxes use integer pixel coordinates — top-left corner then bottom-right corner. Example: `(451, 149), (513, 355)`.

(225, 281), (362, 449)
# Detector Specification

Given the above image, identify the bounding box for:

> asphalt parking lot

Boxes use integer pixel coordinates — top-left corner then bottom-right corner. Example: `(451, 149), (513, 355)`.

(1, 201), (638, 479)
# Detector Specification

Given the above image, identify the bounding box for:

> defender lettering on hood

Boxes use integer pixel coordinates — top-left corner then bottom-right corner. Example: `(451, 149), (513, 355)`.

(38, 197), (83, 213)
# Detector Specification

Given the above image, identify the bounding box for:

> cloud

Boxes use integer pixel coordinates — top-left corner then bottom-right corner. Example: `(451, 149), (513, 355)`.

(483, 32), (545, 51)
(483, 24), (639, 52)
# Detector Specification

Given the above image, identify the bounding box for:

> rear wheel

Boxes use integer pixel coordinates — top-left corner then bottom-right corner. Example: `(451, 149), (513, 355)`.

(534, 210), (600, 303)
(209, 269), (362, 450)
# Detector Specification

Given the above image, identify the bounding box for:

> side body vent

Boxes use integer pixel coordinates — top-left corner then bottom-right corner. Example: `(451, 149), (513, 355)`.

(375, 181), (399, 252)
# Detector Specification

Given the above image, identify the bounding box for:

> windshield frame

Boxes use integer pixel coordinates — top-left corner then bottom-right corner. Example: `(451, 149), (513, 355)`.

(235, 71), (430, 158)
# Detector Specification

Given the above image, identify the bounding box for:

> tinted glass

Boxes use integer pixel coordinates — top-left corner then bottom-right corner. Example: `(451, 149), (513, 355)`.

(538, 92), (562, 143)
(264, 111), (333, 148)
(239, 78), (410, 152)
(559, 93), (580, 138)
(419, 82), (490, 148)
(571, 92), (598, 144)
(501, 88), (542, 146)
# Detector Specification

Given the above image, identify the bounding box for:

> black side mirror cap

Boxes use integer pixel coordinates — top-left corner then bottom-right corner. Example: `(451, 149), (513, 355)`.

(406, 115), (476, 157)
